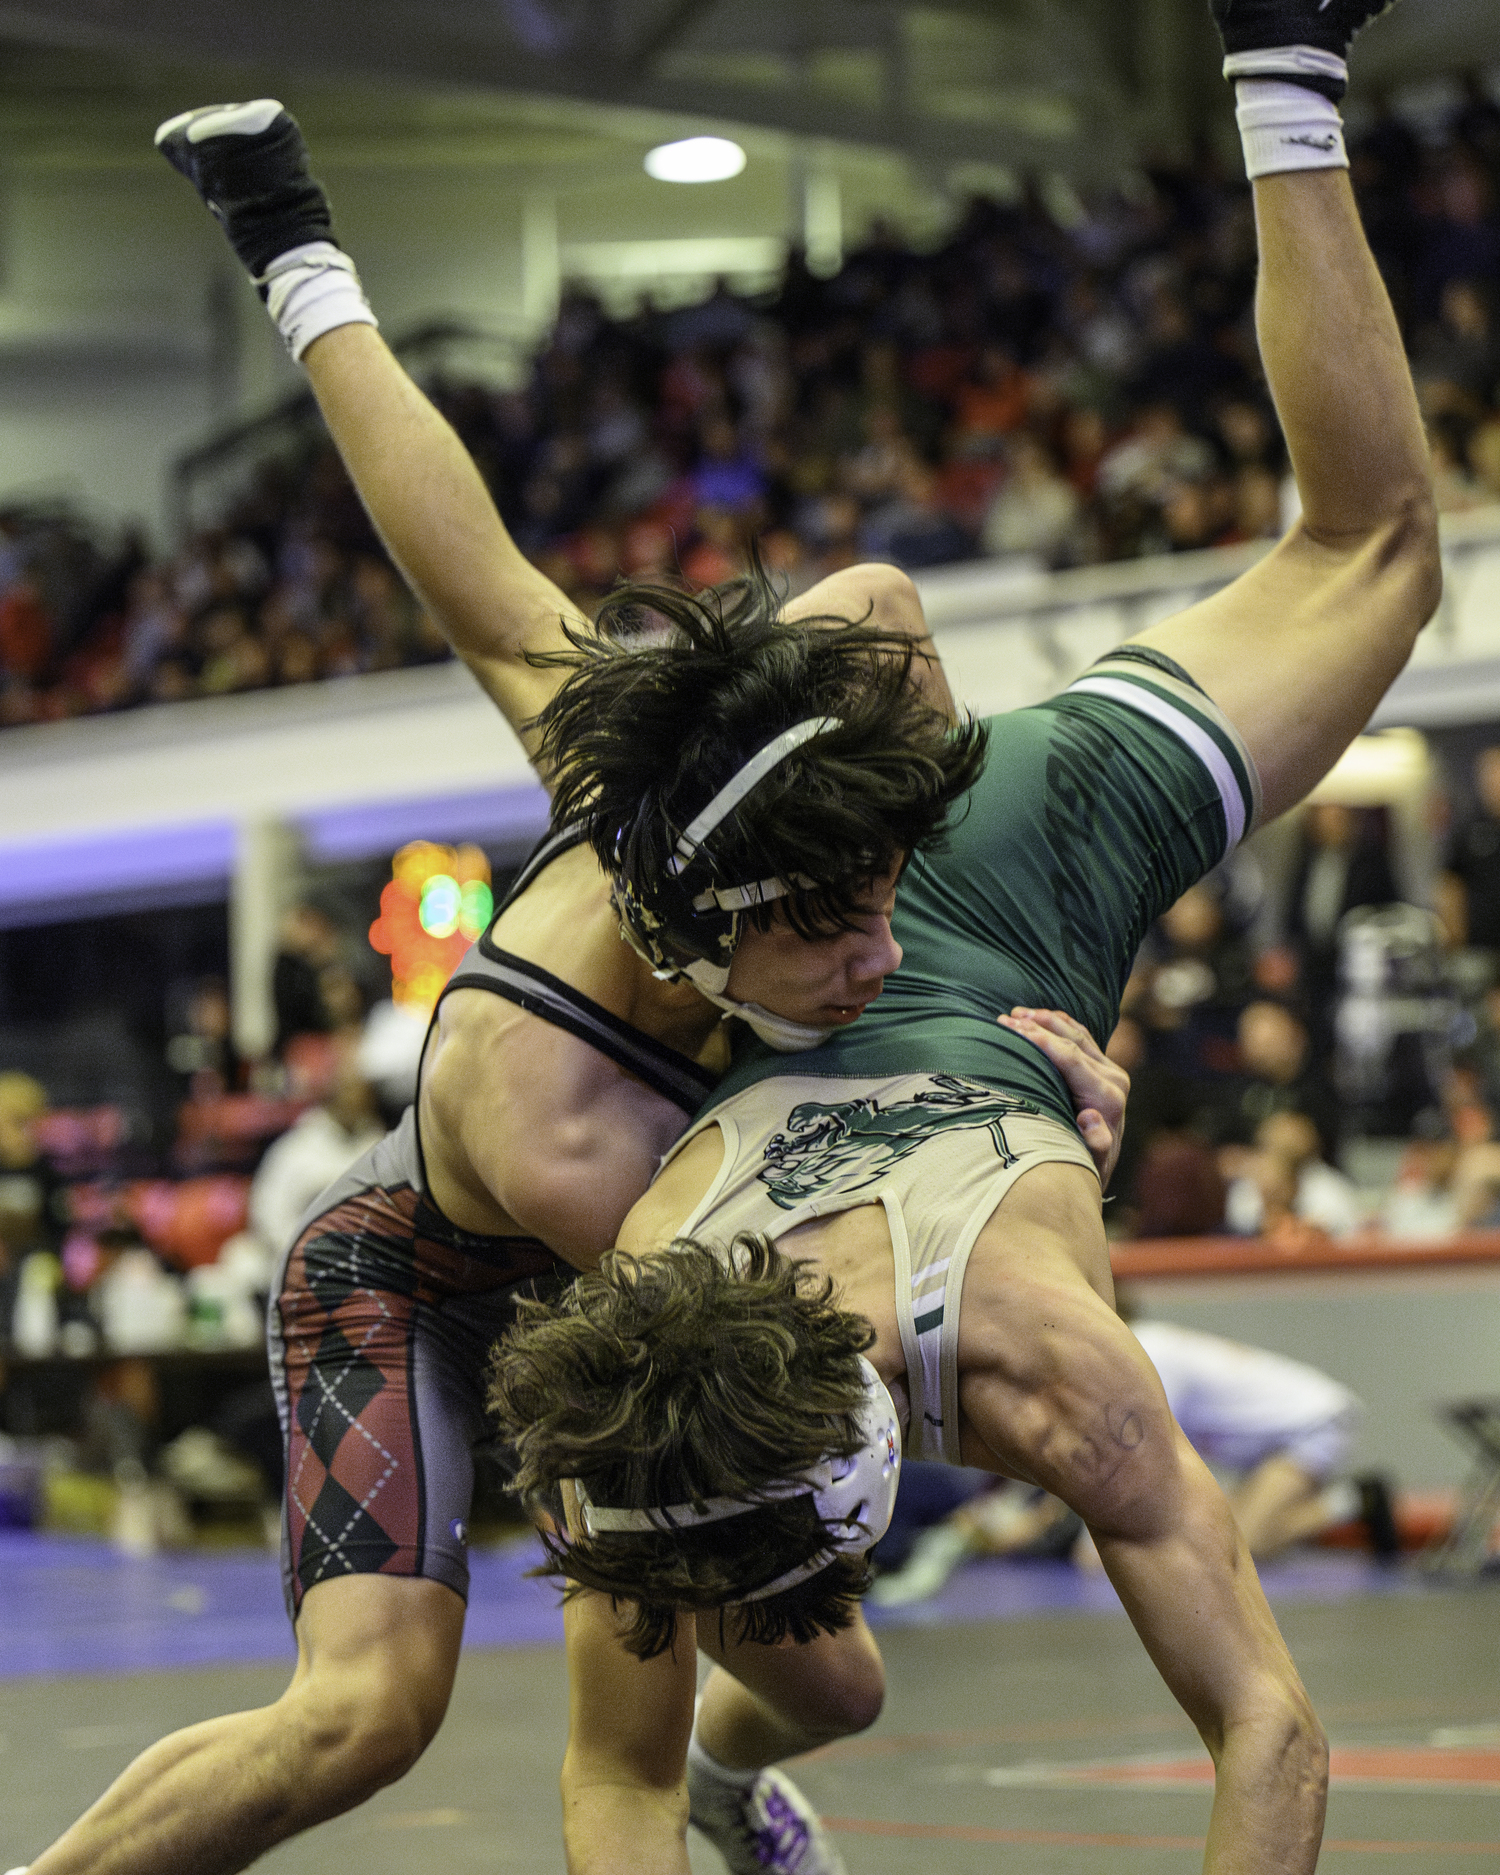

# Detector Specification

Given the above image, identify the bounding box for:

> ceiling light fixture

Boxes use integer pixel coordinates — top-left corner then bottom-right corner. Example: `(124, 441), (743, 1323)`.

(644, 136), (747, 183)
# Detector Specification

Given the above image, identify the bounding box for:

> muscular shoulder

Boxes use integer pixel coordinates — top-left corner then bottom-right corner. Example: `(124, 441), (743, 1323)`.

(491, 842), (624, 990)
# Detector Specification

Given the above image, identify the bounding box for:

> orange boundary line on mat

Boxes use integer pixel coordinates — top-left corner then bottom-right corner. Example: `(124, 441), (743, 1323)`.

(826, 1819), (1500, 1855)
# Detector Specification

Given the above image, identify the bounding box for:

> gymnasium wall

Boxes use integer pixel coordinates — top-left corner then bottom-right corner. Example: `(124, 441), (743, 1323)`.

(0, 159), (532, 535)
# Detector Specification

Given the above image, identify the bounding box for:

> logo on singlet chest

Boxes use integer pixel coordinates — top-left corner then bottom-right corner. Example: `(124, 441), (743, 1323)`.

(758, 1074), (1040, 1209)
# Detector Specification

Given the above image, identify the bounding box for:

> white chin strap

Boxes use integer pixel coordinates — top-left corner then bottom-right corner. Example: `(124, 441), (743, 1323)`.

(679, 956), (834, 1053)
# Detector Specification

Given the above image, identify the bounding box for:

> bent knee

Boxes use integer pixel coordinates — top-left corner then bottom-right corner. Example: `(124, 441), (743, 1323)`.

(289, 1657), (450, 1794)
(850, 561), (924, 631)
(797, 1639), (886, 1742)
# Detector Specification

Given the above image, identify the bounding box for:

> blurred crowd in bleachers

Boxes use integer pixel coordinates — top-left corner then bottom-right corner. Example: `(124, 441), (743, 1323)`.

(1, 82), (1500, 726)
(1109, 738), (1500, 1244)
(0, 902), (412, 1541)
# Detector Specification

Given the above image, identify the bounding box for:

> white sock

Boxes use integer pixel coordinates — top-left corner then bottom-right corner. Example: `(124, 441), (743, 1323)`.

(258, 240), (378, 362)
(687, 1713), (759, 1793)
(1235, 80), (1348, 181)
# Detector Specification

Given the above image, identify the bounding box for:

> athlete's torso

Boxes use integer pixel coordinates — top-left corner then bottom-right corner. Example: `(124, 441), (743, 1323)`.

(705, 650), (1255, 1128)
(416, 828), (726, 1267)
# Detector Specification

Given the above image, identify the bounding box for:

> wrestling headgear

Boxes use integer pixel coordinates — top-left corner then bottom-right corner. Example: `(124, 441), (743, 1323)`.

(611, 715), (845, 1052)
(567, 1355), (901, 1602)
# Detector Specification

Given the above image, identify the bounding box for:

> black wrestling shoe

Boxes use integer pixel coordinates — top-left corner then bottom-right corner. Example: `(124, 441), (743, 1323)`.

(1210, 0), (1404, 98)
(154, 101), (336, 284)
(1356, 1472), (1401, 1561)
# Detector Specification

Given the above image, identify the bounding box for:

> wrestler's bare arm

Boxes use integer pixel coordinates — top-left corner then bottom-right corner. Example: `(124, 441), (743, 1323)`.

(1133, 171), (1440, 821)
(958, 1172), (1325, 1874)
(421, 997), (692, 1267)
(560, 1594), (697, 1875)
(299, 323), (584, 765)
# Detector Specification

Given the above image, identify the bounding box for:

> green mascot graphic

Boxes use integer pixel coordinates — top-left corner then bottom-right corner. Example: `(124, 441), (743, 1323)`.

(759, 1075), (1041, 1210)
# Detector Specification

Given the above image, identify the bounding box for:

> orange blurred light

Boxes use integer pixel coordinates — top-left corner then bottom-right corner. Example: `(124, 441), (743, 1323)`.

(369, 841), (493, 1011)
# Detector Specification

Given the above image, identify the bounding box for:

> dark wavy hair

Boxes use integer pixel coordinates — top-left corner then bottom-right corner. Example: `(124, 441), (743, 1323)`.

(528, 558), (988, 938)
(489, 1236), (879, 1659)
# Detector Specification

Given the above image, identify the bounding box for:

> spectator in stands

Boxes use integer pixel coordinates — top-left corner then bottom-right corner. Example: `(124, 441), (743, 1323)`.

(1131, 288), (1245, 428)
(1379, 1118), (1464, 1238)
(0, 1071), (64, 1347)
(1470, 407), (1500, 499)
(271, 903), (357, 1059)
(1217, 999), (1341, 1164)
(951, 343), (1032, 451)
(979, 431), (1082, 563)
(1412, 278), (1500, 415)
(689, 416), (767, 517)
(2, 79), (1498, 733)
(1136, 882), (1255, 1083)
(1223, 1110), (1364, 1239)
(1427, 414), (1489, 512)
(0, 1072), (64, 1249)
(1412, 153), (1500, 330)
(1131, 1131), (1228, 1239)
(0, 571), (51, 700)
(1453, 69), (1500, 185)
(165, 976), (244, 1107)
(246, 1056), (385, 1256)
(1443, 744), (1500, 952)
(120, 568), (188, 696)
(1229, 462), (1285, 542)
(1101, 1009), (1206, 1233)
(857, 456), (972, 569)
(1286, 802), (1398, 1042)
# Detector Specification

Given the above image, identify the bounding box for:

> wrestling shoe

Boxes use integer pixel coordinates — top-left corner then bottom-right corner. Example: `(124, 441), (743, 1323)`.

(154, 101), (336, 283)
(1356, 1472), (1401, 1560)
(1210, 0), (1404, 98)
(687, 1762), (849, 1875)
(870, 1521), (972, 1606)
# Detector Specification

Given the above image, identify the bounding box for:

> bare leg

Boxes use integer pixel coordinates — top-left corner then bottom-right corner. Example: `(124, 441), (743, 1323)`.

(694, 1612), (885, 1769)
(26, 1576), (463, 1875)
(1229, 1456), (1334, 1559)
(781, 562), (955, 719)
(1138, 170), (1440, 820)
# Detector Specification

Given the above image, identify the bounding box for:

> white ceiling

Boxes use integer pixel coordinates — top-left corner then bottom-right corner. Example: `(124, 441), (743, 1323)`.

(0, 1), (1487, 229)
(3, 0), (1491, 186)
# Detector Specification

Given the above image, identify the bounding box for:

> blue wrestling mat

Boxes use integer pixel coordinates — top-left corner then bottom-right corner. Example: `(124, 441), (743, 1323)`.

(0, 1531), (1428, 1680)
(0, 1531), (565, 1678)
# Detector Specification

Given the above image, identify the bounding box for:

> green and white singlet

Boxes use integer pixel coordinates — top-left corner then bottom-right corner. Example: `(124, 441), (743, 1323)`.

(704, 644), (1261, 1130)
(669, 645), (1259, 1460)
